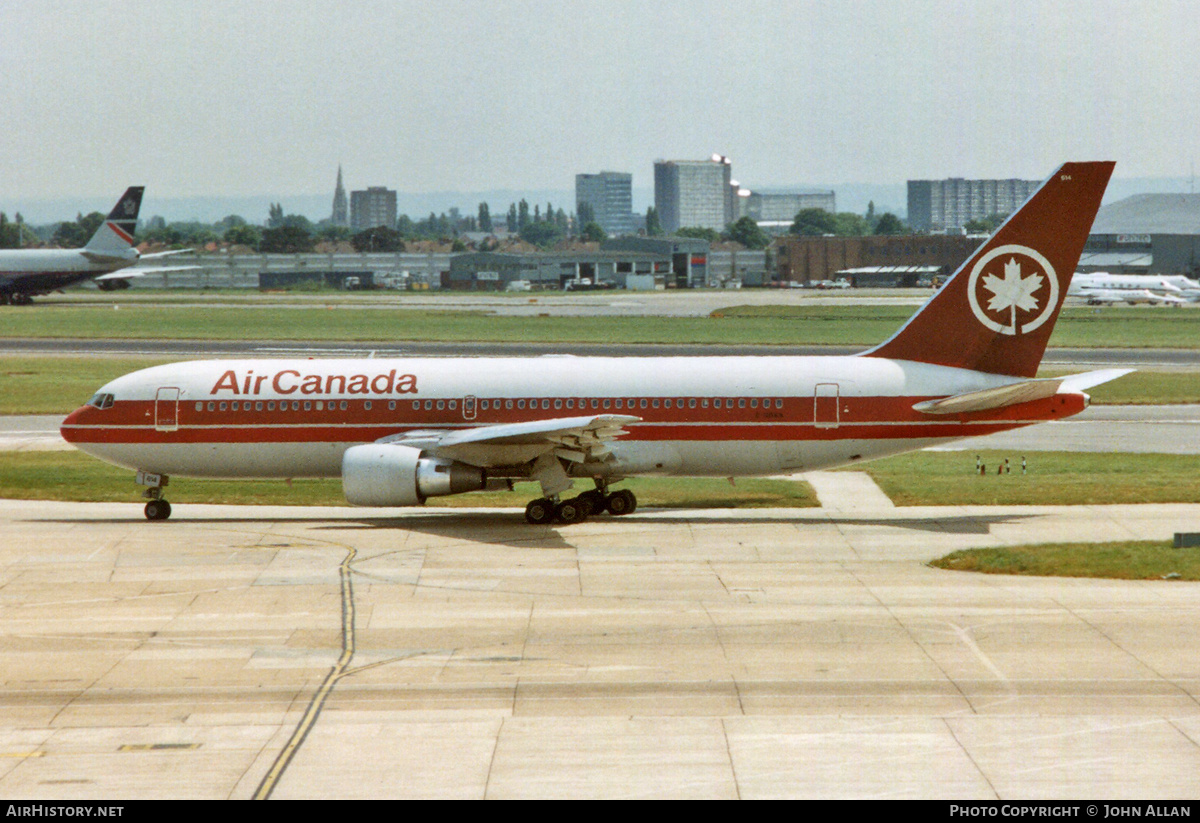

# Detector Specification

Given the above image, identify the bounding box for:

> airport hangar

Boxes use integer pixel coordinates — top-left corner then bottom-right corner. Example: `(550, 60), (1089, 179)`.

(773, 192), (1200, 287)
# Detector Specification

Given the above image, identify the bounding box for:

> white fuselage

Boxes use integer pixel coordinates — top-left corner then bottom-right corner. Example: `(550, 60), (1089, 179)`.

(60, 355), (1086, 481)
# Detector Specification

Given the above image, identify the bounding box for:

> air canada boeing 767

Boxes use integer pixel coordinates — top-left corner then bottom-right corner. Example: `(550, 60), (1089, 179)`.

(62, 161), (1127, 524)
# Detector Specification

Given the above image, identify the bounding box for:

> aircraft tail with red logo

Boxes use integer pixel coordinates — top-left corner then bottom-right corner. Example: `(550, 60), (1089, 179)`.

(863, 161), (1114, 378)
(83, 187), (145, 258)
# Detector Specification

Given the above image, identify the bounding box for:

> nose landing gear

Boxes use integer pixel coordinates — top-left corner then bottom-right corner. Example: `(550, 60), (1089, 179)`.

(137, 471), (172, 521)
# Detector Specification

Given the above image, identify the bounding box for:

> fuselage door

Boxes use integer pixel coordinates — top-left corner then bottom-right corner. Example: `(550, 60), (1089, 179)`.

(814, 383), (840, 429)
(155, 387), (180, 432)
(462, 395), (477, 420)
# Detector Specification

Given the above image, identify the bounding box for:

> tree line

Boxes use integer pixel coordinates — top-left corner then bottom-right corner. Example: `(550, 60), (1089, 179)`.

(1, 198), (919, 254)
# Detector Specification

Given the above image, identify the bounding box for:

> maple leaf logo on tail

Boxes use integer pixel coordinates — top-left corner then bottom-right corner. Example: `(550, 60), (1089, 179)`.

(966, 244), (1058, 336)
(983, 257), (1044, 334)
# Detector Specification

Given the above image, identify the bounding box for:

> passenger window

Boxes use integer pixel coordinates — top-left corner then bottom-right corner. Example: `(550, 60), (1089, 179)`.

(388, 401), (396, 411)
(256, 402), (263, 411)
(738, 399), (746, 408)
(518, 399), (526, 409)
(267, 401), (275, 411)
(689, 399), (697, 408)
(591, 399), (599, 409)
(505, 400), (513, 410)
(194, 402), (203, 412)
(413, 401), (420, 410)
(207, 402), (215, 411)
(750, 399), (758, 408)
(541, 399), (549, 409)
(448, 401), (456, 410)
(437, 400), (445, 410)
(365, 401), (372, 411)
(640, 399), (648, 409)
(604, 399), (611, 409)
(219, 402), (228, 411)
(664, 399), (671, 409)
(304, 401), (312, 411)
(425, 400), (433, 410)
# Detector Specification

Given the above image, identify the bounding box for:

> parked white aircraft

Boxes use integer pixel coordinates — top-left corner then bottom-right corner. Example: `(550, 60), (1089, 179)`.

(62, 162), (1128, 524)
(0, 187), (190, 305)
(1075, 287), (1186, 306)
(1068, 271), (1192, 305)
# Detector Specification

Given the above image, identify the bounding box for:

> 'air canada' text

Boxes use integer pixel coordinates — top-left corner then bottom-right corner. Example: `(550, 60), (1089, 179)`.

(210, 369), (419, 397)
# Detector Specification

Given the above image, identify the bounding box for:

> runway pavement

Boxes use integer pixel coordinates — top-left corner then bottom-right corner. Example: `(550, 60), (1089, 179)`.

(0, 497), (1198, 799)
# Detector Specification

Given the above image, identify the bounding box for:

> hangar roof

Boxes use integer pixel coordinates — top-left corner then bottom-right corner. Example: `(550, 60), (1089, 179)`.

(1091, 194), (1200, 235)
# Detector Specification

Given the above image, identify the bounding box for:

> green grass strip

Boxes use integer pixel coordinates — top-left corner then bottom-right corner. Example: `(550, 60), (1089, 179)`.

(857, 450), (1200, 506)
(931, 541), (1200, 580)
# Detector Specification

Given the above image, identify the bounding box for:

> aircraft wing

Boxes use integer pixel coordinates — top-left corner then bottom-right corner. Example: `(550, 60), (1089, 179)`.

(94, 266), (201, 280)
(913, 369), (1134, 415)
(138, 249), (194, 259)
(378, 414), (641, 466)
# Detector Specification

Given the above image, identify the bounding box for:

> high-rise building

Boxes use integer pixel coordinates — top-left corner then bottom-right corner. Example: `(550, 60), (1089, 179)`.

(575, 171), (634, 236)
(331, 166), (348, 228)
(350, 187), (397, 232)
(907, 177), (1041, 232)
(654, 156), (734, 234)
(740, 191), (837, 222)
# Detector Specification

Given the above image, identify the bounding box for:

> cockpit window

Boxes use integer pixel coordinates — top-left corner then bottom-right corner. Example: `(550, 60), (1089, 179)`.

(87, 392), (115, 410)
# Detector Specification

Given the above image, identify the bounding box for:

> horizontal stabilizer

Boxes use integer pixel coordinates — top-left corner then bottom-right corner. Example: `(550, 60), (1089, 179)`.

(913, 368), (1134, 415)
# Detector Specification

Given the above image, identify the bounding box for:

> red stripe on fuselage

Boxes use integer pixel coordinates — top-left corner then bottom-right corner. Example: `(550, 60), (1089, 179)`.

(60, 394), (1086, 445)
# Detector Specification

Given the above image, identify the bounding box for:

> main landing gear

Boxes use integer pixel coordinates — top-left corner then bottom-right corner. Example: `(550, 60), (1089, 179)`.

(524, 487), (637, 525)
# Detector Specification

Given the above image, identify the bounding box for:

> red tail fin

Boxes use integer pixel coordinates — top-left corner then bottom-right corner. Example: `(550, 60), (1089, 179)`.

(863, 161), (1114, 377)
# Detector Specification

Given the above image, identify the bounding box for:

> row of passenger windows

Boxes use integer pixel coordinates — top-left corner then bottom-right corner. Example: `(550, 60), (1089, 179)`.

(458, 397), (785, 411)
(193, 397), (787, 414)
(196, 399), (391, 412)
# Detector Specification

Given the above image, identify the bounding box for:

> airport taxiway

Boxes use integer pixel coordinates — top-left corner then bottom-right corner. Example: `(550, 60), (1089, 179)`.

(1, 497), (1198, 799)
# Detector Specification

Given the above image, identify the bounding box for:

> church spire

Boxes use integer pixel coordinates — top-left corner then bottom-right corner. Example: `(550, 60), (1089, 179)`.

(332, 165), (348, 227)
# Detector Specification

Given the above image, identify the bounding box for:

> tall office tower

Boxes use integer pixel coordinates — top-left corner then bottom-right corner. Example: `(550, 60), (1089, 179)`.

(575, 171), (635, 236)
(654, 155), (733, 233)
(331, 166), (349, 228)
(350, 186), (398, 232)
(907, 177), (1041, 232)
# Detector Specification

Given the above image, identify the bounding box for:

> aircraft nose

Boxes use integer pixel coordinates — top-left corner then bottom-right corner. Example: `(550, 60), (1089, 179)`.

(60, 406), (88, 443)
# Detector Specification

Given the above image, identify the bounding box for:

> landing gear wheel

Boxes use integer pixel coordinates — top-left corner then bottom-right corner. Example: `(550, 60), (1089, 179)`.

(524, 498), (556, 525)
(555, 498), (588, 524)
(577, 490), (607, 516)
(144, 499), (172, 521)
(605, 489), (637, 516)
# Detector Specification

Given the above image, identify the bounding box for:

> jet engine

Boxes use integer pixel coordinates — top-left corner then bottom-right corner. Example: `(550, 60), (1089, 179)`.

(342, 444), (486, 507)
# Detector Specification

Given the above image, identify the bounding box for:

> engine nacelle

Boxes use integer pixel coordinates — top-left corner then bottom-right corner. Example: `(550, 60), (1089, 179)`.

(342, 444), (485, 507)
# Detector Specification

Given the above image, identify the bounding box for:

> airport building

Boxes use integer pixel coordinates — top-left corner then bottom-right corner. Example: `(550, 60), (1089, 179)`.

(1081, 193), (1200, 276)
(575, 171), (636, 237)
(350, 186), (398, 232)
(773, 234), (981, 286)
(654, 156), (735, 233)
(446, 237), (714, 291)
(907, 177), (1040, 232)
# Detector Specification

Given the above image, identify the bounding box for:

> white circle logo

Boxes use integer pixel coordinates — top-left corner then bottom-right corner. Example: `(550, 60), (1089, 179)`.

(966, 244), (1058, 336)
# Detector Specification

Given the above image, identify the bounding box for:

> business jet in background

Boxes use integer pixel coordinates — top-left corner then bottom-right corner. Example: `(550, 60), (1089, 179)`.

(62, 162), (1129, 524)
(1068, 271), (1193, 305)
(0, 187), (192, 305)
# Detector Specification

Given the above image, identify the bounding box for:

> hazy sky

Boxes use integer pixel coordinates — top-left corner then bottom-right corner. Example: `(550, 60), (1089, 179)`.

(2, 0), (1198, 201)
